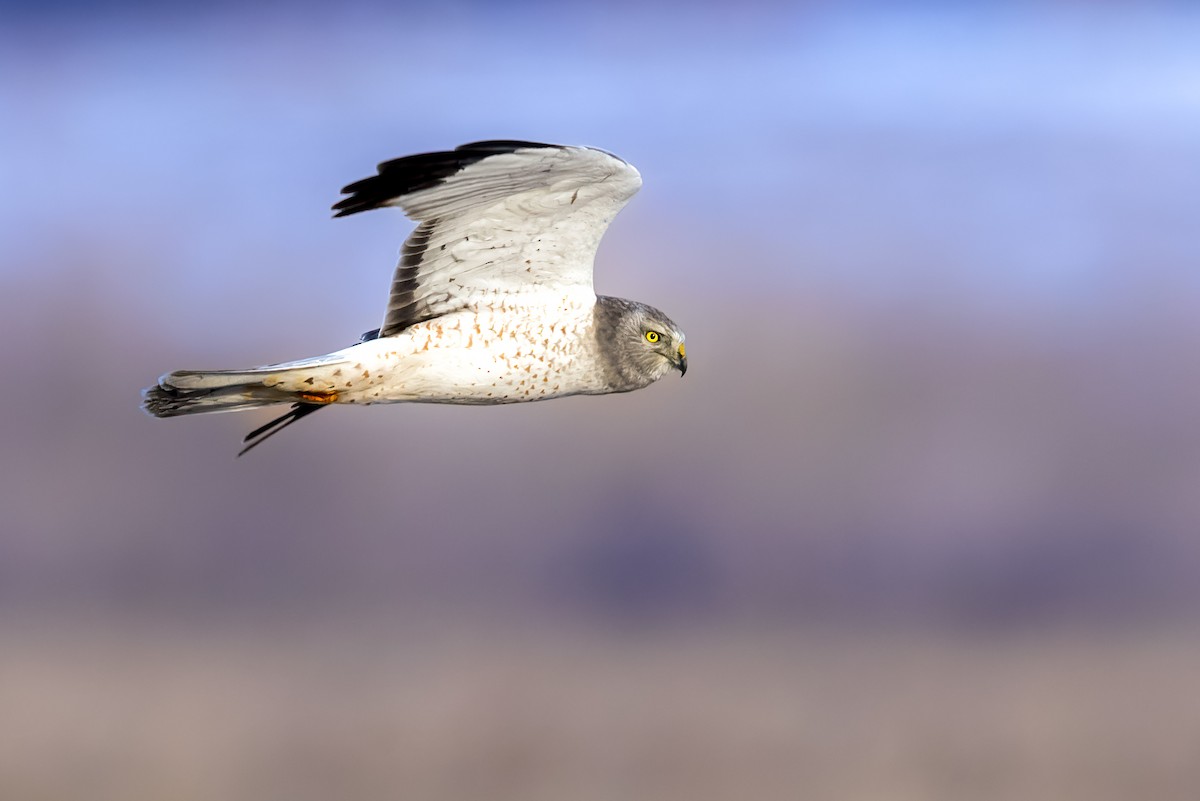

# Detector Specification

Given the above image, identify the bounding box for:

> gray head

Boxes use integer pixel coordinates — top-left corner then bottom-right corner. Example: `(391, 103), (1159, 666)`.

(592, 295), (687, 392)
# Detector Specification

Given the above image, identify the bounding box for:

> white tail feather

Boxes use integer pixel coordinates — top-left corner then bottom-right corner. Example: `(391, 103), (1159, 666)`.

(141, 356), (349, 418)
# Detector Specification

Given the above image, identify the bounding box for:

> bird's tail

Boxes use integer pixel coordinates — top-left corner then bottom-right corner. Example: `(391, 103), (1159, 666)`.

(142, 355), (353, 455)
(143, 369), (295, 417)
(142, 355), (341, 416)
(146, 351), (358, 414)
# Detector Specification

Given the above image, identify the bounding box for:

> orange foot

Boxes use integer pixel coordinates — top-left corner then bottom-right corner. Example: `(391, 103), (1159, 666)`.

(298, 391), (338, 404)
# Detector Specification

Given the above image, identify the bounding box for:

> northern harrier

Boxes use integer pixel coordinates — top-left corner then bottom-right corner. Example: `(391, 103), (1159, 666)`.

(143, 140), (687, 454)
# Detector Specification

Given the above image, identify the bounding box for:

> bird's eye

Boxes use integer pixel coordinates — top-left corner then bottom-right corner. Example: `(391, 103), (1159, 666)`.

(644, 331), (661, 344)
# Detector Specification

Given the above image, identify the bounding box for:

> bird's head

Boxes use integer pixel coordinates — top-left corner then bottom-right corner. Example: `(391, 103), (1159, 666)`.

(594, 296), (687, 389)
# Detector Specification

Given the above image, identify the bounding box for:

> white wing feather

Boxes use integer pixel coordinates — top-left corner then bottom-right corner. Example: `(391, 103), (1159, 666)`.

(334, 142), (641, 337)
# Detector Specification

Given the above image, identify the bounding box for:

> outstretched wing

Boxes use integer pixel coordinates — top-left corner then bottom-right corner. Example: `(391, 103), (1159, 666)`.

(333, 140), (642, 337)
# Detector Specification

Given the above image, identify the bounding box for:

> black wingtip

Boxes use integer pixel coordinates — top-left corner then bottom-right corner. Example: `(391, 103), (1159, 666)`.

(331, 140), (561, 218)
(454, 139), (557, 153)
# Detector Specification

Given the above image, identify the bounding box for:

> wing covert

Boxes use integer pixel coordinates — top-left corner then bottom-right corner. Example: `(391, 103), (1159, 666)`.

(333, 140), (641, 337)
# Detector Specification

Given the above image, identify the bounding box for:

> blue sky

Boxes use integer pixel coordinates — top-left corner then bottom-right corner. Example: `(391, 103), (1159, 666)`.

(5, 1), (1199, 317)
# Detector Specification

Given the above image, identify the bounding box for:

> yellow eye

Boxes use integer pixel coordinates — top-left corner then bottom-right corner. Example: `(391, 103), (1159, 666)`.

(644, 331), (661, 344)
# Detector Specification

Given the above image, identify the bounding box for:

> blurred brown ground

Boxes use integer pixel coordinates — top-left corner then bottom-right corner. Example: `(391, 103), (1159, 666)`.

(3, 614), (1199, 801)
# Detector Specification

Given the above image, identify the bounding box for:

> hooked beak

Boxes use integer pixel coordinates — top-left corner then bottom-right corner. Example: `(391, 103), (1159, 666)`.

(676, 342), (687, 377)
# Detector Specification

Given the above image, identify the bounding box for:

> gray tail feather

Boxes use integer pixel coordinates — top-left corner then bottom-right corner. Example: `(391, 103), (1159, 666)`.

(142, 369), (303, 418)
(142, 358), (350, 454)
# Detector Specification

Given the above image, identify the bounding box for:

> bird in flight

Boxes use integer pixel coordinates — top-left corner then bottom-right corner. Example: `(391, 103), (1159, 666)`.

(142, 140), (687, 455)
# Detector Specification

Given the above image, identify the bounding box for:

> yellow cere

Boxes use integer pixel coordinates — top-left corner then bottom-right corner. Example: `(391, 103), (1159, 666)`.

(678, 343), (685, 358)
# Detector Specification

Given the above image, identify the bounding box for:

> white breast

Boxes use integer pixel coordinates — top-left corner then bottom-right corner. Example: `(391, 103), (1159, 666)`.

(334, 301), (601, 405)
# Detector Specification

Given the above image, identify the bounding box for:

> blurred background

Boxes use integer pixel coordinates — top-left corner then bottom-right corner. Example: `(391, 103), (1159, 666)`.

(3, 1), (1200, 798)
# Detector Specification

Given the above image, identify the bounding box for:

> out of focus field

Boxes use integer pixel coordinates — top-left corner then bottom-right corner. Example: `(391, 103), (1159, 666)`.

(3, 2), (1200, 798)
(4, 617), (1200, 800)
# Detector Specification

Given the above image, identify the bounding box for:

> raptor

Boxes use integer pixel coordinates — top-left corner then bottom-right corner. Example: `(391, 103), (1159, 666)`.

(143, 140), (687, 455)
